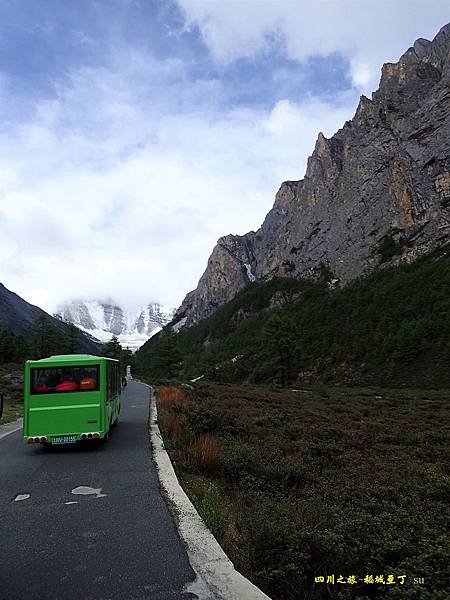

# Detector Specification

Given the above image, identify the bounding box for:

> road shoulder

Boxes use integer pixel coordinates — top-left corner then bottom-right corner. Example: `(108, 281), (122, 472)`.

(146, 383), (271, 600)
(0, 418), (23, 441)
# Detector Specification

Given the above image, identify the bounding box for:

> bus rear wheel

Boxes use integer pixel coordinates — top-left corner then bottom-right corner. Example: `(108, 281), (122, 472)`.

(101, 430), (110, 443)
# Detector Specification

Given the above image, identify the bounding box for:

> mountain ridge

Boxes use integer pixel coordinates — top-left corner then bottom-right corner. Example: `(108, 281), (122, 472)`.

(0, 283), (100, 353)
(56, 300), (173, 351)
(174, 23), (450, 328)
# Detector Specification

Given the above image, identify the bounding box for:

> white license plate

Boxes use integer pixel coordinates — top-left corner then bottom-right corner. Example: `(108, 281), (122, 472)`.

(52, 435), (77, 444)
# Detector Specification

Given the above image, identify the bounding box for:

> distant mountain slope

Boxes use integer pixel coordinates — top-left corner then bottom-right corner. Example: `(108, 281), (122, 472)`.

(56, 300), (173, 351)
(175, 23), (450, 328)
(136, 249), (450, 388)
(0, 283), (100, 353)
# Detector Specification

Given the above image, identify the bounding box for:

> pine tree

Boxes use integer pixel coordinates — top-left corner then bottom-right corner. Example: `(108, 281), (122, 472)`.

(102, 336), (135, 376)
(151, 327), (181, 379)
(29, 316), (70, 359)
(261, 313), (298, 387)
(0, 330), (29, 363)
(102, 335), (122, 360)
(67, 323), (81, 354)
(120, 346), (134, 372)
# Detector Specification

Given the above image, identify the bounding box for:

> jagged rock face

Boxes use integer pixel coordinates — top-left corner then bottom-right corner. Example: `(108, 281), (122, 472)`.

(175, 24), (450, 328)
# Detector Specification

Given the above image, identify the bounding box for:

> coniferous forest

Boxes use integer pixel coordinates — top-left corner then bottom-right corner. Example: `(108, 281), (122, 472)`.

(135, 249), (450, 388)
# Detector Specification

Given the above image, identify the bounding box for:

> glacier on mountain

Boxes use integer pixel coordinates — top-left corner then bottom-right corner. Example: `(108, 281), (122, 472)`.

(55, 300), (173, 351)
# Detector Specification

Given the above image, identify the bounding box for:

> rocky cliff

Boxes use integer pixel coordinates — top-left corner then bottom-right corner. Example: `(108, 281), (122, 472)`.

(174, 24), (450, 328)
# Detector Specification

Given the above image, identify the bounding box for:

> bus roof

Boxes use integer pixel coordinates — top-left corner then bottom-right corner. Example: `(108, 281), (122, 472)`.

(27, 354), (119, 365)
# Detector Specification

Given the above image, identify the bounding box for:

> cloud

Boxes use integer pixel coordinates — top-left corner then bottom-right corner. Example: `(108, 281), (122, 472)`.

(0, 47), (356, 312)
(176, 0), (449, 94)
(1, 1), (446, 315)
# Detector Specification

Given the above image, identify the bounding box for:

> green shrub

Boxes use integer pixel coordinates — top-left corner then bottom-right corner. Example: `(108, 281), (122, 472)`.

(186, 403), (235, 436)
(155, 381), (450, 600)
(189, 479), (231, 543)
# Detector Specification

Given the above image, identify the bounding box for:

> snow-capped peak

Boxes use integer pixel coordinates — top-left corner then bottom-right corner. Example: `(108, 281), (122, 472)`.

(55, 300), (174, 351)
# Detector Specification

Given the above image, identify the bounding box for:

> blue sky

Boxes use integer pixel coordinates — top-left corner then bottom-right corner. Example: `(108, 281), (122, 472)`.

(0, 0), (353, 119)
(0, 0), (448, 312)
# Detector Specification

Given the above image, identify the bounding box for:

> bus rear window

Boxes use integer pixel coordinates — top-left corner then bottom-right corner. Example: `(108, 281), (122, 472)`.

(31, 366), (100, 394)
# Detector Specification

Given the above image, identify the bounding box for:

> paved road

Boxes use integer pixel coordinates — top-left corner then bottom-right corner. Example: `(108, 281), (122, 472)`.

(0, 381), (197, 600)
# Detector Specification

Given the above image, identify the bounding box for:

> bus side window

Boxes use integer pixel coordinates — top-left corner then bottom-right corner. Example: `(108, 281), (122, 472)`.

(107, 363), (115, 401)
(79, 377), (96, 390)
(112, 363), (118, 397)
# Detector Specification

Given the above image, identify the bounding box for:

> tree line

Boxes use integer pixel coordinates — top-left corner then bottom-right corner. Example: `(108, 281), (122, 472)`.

(0, 316), (134, 374)
(135, 251), (450, 387)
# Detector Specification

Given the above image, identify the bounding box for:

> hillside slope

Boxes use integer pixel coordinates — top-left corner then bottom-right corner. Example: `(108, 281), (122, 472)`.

(175, 23), (450, 329)
(136, 249), (450, 387)
(0, 283), (100, 353)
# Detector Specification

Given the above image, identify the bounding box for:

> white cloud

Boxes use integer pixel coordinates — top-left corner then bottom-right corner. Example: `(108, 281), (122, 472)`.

(3, 2), (445, 316)
(0, 53), (356, 313)
(176, 0), (449, 94)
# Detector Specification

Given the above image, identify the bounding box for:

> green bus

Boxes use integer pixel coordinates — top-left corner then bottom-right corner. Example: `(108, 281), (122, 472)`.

(23, 354), (122, 445)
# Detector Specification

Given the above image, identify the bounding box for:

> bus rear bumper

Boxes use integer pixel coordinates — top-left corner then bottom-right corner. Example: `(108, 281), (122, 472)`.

(24, 431), (108, 444)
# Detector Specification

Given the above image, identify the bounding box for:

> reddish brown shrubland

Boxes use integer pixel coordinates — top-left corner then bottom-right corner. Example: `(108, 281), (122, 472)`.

(157, 385), (188, 410)
(189, 433), (222, 474)
(156, 385), (222, 474)
(156, 386), (189, 448)
(164, 414), (183, 440)
(151, 381), (450, 600)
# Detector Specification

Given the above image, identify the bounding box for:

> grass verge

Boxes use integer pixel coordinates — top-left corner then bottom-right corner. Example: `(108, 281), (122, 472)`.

(0, 363), (23, 425)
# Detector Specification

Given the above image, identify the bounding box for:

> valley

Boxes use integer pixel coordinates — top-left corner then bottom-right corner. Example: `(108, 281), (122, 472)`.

(1, 5), (448, 600)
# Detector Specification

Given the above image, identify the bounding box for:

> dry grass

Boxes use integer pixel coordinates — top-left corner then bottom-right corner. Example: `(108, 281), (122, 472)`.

(156, 385), (189, 445)
(189, 433), (221, 473)
(164, 413), (185, 441)
(156, 384), (222, 475)
(156, 385), (188, 410)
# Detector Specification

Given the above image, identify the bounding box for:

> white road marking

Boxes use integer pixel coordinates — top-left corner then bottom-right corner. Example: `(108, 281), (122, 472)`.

(0, 419), (23, 441)
(65, 501), (78, 505)
(71, 486), (106, 498)
(14, 494), (30, 502)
